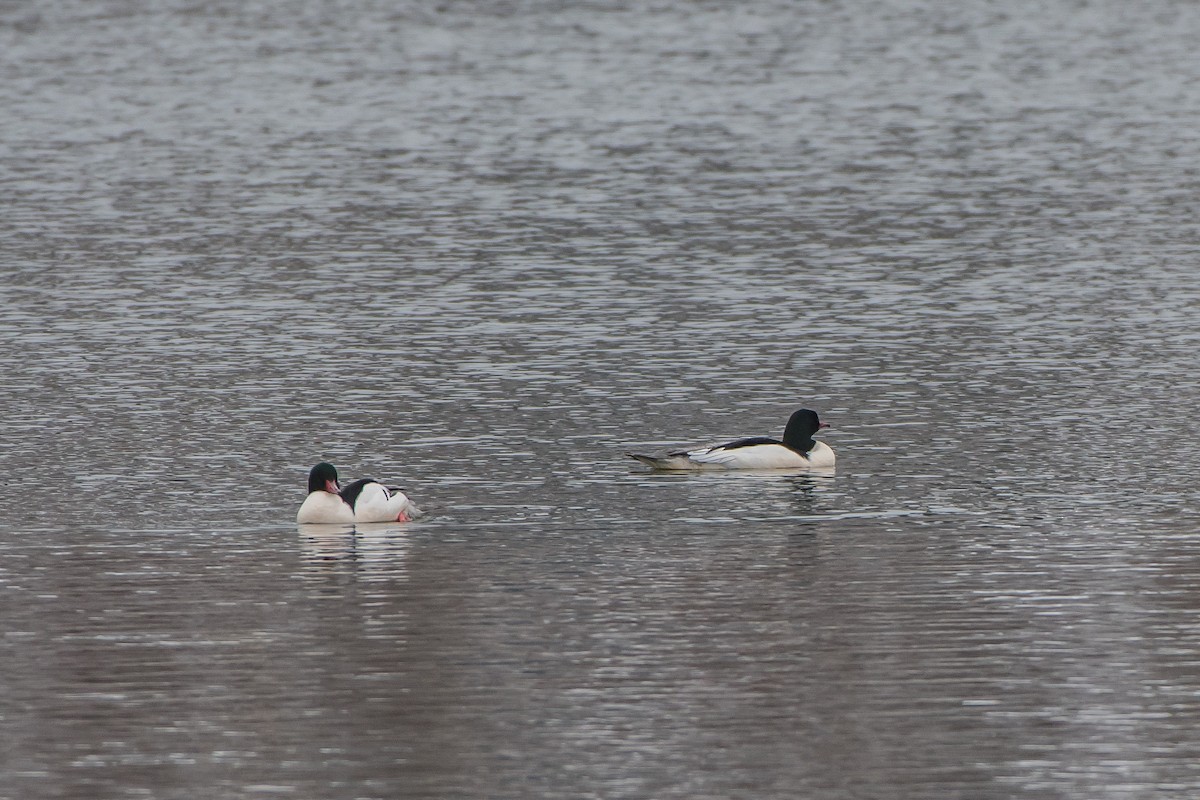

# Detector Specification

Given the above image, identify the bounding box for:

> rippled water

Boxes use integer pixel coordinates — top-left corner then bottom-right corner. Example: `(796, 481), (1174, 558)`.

(4, 1), (1200, 797)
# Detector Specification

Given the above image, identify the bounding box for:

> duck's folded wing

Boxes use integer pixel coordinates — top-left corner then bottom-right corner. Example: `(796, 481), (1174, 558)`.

(682, 445), (743, 465)
(684, 436), (779, 464)
(715, 436), (779, 450)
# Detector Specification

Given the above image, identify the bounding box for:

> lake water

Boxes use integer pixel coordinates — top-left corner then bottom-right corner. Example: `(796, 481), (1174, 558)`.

(4, 1), (1200, 798)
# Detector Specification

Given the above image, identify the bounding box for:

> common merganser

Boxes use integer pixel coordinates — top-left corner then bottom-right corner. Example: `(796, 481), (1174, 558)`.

(627, 408), (835, 470)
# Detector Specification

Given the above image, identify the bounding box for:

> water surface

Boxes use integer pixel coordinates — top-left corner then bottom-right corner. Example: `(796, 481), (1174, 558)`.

(3, 1), (1200, 798)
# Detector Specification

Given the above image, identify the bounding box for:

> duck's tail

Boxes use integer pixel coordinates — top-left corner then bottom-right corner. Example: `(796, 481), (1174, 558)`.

(400, 499), (425, 520)
(626, 452), (697, 470)
(627, 452), (664, 468)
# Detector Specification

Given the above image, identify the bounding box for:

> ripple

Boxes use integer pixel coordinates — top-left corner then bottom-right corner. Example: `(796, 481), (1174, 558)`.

(5, 0), (1200, 797)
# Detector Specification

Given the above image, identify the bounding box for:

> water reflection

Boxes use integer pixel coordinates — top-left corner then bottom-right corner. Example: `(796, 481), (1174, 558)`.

(297, 523), (413, 580)
(629, 468), (838, 523)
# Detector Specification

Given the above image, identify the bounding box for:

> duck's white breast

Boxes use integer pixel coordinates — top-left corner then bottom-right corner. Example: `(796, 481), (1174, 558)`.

(805, 441), (836, 468)
(296, 491), (355, 524)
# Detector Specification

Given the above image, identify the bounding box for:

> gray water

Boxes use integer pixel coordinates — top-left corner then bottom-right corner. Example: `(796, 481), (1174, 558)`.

(4, 1), (1200, 798)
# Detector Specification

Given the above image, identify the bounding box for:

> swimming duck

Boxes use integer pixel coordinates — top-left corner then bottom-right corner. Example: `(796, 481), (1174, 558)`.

(627, 408), (835, 470)
(296, 462), (421, 523)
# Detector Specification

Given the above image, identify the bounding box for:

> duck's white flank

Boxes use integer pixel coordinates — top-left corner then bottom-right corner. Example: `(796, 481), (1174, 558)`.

(632, 440), (835, 470)
(685, 439), (836, 469)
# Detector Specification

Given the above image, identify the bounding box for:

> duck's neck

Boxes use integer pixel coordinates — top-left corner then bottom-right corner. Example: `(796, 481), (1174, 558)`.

(784, 436), (816, 454)
(782, 423), (817, 454)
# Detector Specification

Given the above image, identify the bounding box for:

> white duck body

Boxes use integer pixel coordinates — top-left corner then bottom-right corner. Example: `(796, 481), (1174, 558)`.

(628, 408), (835, 471)
(296, 489), (355, 524)
(351, 481), (422, 523)
(663, 439), (835, 470)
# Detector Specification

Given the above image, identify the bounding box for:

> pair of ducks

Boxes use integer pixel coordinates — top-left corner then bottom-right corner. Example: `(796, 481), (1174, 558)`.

(297, 463), (423, 525)
(297, 408), (835, 524)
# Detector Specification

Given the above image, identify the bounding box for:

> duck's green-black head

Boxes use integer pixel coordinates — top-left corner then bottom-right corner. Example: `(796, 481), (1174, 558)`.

(307, 462), (340, 494)
(782, 409), (828, 452)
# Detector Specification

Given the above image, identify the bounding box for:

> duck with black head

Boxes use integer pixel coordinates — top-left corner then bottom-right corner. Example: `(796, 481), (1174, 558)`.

(626, 408), (835, 470)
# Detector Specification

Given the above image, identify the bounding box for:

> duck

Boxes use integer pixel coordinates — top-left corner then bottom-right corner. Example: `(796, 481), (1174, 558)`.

(627, 408), (835, 470)
(296, 462), (354, 523)
(296, 462), (422, 523)
(342, 477), (422, 523)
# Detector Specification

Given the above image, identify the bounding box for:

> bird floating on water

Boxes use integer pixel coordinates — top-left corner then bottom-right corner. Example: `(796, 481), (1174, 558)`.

(627, 408), (835, 470)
